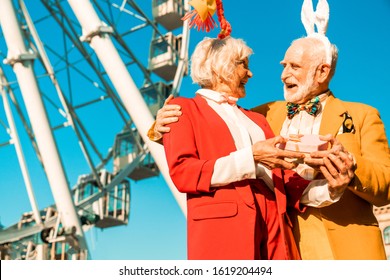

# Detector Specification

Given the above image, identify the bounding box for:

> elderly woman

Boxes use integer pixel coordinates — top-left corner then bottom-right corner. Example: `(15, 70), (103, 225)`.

(162, 37), (352, 260)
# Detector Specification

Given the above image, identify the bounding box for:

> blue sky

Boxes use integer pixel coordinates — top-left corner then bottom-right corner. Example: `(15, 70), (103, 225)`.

(0, 0), (389, 260)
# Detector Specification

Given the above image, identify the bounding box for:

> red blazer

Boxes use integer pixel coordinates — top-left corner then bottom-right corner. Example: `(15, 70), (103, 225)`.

(163, 95), (309, 259)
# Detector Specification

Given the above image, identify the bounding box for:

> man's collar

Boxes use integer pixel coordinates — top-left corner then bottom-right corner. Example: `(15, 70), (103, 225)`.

(317, 90), (331, 105)
(300, 89), (331, 105)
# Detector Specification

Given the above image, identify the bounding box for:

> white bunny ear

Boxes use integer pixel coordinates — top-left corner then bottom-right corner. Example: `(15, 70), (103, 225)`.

(301, 0), (315, 35)
(314, 0), (329, 35)
(300, 0), (332, 65)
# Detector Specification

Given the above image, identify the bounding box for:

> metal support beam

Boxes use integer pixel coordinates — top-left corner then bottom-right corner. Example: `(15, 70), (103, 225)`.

(0, 0), (88, 259)
(0, 68), (42, 226)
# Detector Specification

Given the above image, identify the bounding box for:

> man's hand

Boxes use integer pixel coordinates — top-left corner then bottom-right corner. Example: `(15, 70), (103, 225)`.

(304, 134), (354, 168)
(154, 94), (182, 135)
(304, 134), (356, 199)
(319, 152), (355, 199)
(252, 136), (306, 170)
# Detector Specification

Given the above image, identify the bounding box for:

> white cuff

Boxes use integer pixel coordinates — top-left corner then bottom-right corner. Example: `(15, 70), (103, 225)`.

(210, 147), (256, 186)
(256, 163), (274, 191)
(300, 179), (342, 207)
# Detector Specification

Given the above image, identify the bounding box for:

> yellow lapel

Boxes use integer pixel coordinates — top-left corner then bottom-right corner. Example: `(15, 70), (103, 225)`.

(267, 102), (287, 135)
(319, 94), (348, 136)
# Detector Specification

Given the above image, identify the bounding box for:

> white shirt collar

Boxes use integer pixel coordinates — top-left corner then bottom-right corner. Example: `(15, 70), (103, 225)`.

(196, 89), (238, 105)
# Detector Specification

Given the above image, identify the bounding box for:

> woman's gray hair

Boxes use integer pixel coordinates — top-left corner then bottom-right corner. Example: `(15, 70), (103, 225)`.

(190, 37), (253, 88)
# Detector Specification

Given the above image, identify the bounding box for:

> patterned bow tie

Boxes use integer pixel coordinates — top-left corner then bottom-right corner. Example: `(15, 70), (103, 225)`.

(286, 96), (321, 119)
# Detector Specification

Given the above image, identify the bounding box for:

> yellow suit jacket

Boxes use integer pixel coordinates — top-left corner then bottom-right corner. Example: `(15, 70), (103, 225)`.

(252, 94), (390, 259)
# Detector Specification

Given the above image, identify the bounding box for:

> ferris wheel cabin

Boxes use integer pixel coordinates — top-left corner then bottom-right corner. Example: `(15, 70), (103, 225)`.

(152, 0), (185, 31)
(141, 81), (172, 117)
(149, 32), (184, 81)
(73, 170), (130, 229)
(113, 128), (159, 181)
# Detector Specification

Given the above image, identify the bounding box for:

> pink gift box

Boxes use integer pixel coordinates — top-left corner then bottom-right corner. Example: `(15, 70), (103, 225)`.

(278, 134), (329, 153)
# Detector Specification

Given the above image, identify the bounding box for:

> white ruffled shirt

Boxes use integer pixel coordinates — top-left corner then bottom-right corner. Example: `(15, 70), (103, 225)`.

(197, 89), (338, 207)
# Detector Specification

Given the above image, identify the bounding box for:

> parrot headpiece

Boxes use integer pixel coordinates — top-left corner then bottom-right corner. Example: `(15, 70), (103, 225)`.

(182, 0), (231, 39)
(301, 0), (332, 65)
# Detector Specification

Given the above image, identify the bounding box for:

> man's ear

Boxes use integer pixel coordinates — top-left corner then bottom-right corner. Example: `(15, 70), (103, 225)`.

(316, 63), (331, 83)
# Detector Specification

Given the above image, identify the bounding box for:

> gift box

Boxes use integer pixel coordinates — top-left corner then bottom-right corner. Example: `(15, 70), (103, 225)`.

(278, 134), (329, 153)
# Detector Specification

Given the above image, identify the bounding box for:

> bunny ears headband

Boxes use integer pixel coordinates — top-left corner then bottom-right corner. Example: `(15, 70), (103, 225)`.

(182, 0), (231, 39)
(301, 0), (333, 65)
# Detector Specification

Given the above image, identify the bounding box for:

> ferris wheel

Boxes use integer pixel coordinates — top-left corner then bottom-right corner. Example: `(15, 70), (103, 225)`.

(0, 0), (189, 260)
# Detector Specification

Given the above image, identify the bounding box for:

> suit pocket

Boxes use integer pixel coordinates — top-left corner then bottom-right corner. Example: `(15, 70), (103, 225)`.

(192, 201), (238, 220)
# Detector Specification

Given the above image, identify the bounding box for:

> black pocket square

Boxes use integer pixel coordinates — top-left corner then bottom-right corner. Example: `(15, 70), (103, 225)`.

(342, 112), (355, 133)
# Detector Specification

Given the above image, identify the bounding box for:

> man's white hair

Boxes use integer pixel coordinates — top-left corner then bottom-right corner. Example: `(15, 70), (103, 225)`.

(302, 37), (338, 79)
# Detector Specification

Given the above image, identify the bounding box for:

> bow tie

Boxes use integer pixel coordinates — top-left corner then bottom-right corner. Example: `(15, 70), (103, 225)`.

(286, 96), (321, 119)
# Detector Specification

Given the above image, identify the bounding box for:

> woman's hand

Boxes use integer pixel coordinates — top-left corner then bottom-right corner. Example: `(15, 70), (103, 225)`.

(252, 136), (306, 170)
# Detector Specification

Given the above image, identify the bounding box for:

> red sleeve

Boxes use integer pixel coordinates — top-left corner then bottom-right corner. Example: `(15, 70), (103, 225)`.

(162, 99), (216, 194)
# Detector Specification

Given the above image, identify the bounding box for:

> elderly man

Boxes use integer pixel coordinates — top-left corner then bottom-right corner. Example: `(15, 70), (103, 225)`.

(253, 37), (390, 259)
(148, 35), (390, 259)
